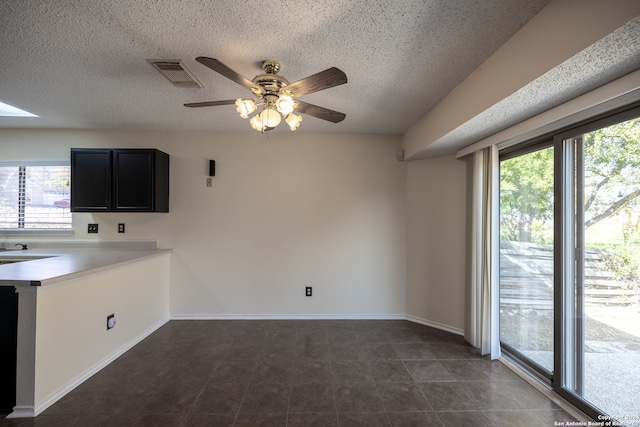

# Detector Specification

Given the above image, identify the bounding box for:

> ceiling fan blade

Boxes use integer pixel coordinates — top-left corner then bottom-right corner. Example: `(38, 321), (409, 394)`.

(184, 99), (236, 108)
(286, 67), (347, 97)
(296, 101), (346, 123)
(196, 57), (261, 93)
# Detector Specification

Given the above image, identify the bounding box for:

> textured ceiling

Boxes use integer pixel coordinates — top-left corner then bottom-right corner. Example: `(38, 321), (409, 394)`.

(0, 0), (552, 140)
(419, 15), (640, 158)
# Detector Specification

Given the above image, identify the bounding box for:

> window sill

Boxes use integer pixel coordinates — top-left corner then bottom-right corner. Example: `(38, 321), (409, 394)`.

(0, 229), (74, 236)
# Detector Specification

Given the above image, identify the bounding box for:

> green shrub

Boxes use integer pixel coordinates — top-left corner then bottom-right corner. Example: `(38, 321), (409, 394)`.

(599, 245), (640, 284)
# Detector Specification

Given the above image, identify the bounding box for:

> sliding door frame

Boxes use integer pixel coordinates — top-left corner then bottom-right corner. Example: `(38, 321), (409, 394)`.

(499, 101), (640, 421)
(554, 103), (640, 420)
(499, 138), (555, 384)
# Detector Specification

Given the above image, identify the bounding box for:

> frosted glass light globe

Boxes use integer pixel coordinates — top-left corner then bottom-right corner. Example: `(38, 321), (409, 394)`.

(285, 113), (302, 131)
(276, 95), (295, 115)
(250, 114), (265, 131)
(235, 99), (256, 119)
(260, 107), (281, 127)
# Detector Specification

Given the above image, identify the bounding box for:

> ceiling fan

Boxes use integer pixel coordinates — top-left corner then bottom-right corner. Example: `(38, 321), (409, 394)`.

(185, 57), (347, 132)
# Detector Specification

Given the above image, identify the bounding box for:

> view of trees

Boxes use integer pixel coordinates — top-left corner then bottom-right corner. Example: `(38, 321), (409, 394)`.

(500, 118), (640, 244)
(500, 147), (554, 243)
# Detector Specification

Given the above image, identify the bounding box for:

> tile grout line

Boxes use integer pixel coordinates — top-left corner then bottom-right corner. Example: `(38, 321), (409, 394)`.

(283, 322), (300, 427)
(179, 358), (221, 426)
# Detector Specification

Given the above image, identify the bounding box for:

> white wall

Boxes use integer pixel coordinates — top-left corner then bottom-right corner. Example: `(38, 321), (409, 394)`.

(33, 254), (170, 411)
(405, 155), (467, 331)
(0, 130), (407, 318)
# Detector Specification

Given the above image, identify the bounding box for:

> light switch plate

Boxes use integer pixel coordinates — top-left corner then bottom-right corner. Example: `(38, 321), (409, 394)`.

(88, 223), (98, 233)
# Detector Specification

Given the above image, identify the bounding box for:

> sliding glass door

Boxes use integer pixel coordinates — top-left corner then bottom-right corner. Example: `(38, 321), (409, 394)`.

(499, 144), (555, 378)
(499, 104), (640, 422)
(560, 115), (640, 418)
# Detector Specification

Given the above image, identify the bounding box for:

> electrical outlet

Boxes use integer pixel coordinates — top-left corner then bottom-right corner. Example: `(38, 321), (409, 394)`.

(206, 177), (212, 187)
(106, 314), (116, 330)
(118, 223), (125, 233)
(88, 223), (98, 234)
(305, 286), (312, 297)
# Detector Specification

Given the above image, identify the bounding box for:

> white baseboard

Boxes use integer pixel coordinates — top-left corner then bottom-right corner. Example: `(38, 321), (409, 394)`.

(170, 313), (464, 337)
(5, 406), (35, 419)
(405, 315), (464, 335)
(13, 316), (170, 418)
(170, 313), (407, 321)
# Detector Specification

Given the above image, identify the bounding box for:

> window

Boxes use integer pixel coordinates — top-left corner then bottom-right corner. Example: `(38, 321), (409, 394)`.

(498, 103), (640, 422)
(0, 162), (71, 230)
(557, 112), (640, 419)
(499, 143), (555, 377)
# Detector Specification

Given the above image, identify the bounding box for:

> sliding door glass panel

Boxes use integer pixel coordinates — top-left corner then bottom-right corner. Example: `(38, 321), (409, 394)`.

(500, 146), (554, 373)
(569, 117), (640, 417)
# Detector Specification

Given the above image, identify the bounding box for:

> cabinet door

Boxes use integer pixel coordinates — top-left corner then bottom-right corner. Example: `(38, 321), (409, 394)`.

(70, 149), (111, 211)
(113, 150), (154, 211)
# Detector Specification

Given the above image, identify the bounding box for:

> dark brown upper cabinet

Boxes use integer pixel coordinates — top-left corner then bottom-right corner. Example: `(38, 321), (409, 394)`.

(71, 148), (169, 212)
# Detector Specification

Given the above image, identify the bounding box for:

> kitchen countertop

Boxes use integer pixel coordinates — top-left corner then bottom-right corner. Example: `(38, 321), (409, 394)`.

(0, 243), (171, 287)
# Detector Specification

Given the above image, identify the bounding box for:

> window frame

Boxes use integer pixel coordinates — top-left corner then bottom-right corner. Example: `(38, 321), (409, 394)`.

(0, 160), (73, 235)
(498, 139), (555, 385)
(553, 103), (640, 420)
(498, 101), (640, 421)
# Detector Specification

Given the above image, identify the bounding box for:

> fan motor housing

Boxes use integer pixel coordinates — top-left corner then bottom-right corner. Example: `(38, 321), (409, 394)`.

(252, 60), (289, 93)
(252, 74), (289, 93)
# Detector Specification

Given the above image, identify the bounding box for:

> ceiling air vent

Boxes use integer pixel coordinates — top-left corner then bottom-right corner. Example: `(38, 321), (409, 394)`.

(149, 60), (203, 88)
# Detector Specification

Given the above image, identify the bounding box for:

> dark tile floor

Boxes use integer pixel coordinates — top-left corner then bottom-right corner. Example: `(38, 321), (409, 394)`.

(1, 320), (578, 426)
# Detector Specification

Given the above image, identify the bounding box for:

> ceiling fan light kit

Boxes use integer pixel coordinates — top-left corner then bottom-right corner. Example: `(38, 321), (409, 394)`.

(185, 57), (347, 133)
